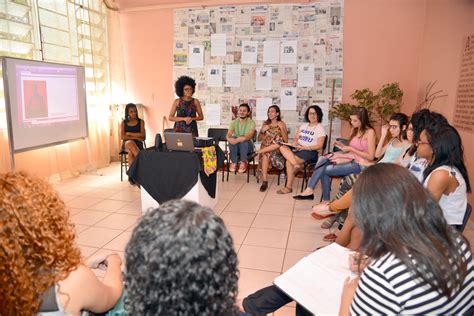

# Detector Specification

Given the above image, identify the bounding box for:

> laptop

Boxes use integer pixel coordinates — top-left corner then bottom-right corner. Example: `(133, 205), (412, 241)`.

(164, 131), (195, 152)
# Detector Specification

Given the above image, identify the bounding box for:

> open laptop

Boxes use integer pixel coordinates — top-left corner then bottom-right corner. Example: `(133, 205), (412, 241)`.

(164, 131), (196, 152)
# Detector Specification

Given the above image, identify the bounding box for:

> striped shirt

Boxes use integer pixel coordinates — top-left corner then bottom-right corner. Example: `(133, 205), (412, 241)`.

(350, 241), (473, 315)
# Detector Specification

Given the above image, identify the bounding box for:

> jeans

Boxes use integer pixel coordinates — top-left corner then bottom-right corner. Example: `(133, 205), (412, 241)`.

(308, 156), (362, 200)
(242, 285), (312, 316)
(229, 140), (253, 163)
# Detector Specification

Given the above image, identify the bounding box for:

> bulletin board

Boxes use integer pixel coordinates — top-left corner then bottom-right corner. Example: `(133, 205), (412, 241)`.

(173, 1), (344, 139)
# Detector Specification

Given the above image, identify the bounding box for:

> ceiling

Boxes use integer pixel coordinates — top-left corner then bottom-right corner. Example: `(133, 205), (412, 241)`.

(113, 0), (309, 11)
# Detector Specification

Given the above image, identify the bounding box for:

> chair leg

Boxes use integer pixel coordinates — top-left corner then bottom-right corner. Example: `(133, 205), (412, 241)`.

(301, 166), (307, 193)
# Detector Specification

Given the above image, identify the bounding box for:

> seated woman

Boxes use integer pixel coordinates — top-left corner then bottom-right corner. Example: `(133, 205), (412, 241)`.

(276, 105), (326, 194)
(169, 75), (204, 137)
(293, 106), (376, 200)
(243, 164), (473, 316)
(419, 123), (471, 226)
(125, 200), (246, 315)
(121, 103), (146, 169)
(251, 105), (288, 192)
(340, 164), (473, 315)
(332, 121), (471, 250)
(311, 112), (411, 220)
(0, 172), (123, 315)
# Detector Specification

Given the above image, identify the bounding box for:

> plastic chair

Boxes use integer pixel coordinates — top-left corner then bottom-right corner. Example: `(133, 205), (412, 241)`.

(455, 203), (472, 233)
(207, 128), (229, 182)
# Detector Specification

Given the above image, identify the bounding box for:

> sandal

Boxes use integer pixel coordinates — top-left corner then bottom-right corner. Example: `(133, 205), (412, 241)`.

(276, 187), (293, 194)
(311, 202), (337, 220)
(323, 233), (337, 242)
(321, 216), (338, 229)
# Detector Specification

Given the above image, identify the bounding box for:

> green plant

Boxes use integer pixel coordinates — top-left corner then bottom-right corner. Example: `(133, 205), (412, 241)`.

(329, 82), (403, 124)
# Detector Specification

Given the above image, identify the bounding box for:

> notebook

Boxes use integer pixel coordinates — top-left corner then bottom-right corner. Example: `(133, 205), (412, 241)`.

(273, 243), (356, 315)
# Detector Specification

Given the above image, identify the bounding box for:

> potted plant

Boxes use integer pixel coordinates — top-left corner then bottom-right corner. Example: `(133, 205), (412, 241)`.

(329, 82), (403, 124)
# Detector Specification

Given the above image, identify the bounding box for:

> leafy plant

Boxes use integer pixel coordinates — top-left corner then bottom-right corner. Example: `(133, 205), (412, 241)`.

(329, 82), (403, 124)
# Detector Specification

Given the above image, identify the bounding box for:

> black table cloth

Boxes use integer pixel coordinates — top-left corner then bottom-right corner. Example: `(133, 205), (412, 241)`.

(127, 146), (224, 204)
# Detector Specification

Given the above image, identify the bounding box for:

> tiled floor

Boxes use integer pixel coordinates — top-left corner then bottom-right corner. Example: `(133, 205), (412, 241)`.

(52, 162), (474, 316)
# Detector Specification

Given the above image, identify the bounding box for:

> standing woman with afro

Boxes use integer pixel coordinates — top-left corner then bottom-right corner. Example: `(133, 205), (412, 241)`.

(169, 76), (204, 137)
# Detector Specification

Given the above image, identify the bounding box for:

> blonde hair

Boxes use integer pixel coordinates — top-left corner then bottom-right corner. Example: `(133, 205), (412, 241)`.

(0, 172), (81, 315)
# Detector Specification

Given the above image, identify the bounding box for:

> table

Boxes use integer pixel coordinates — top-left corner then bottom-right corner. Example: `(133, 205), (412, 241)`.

(127, 147), (224, 214)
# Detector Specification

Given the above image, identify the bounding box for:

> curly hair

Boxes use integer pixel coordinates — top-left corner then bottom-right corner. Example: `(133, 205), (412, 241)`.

(174, 75), (196, 97)
(0, 172), (81, 315)
(125, 200), (240, 315)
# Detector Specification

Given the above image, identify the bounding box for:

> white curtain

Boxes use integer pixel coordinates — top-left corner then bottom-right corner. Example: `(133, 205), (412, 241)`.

(0, 0), (112, 178)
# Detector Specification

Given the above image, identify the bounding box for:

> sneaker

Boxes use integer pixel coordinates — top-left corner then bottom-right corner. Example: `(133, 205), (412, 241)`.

(238, 161), (248, 173)
(229, 163), (237, 173)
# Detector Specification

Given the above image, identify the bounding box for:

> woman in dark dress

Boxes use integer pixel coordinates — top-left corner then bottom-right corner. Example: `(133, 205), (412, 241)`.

(169, 76), (204, 137)
(121, 103), (145, 167)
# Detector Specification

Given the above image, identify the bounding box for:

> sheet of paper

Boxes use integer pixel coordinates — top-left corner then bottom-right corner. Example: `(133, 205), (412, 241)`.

(256, 67), (272, 91)
(241, 40), (258, 64)
(280, 87), (297, 110)
(189, 44), (204, 68)
(298, 63), (315, 87)
(205, 103), (221, 125)
(225, 64), (241, 87)
(263, 40), (280, 64)
(256, 97), (272, 120)
(211, 33), (226, 56)
(274, 243), (354, 315)
(280, 40), (297, 64)
(207, 65), (223, 87)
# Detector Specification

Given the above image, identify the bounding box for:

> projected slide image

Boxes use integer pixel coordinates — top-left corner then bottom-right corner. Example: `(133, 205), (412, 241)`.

(24, 80), (48, 119)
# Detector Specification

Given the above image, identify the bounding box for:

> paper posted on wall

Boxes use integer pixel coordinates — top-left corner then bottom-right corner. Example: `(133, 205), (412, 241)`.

(189, 44), (204, 68)
(256, 67), (272, 91)
(207, 65), (223, 87)
(211, 33), (227, 56)
(205, 103), (221, 125)
(274, 243), (355, 315)
(225, 64), (241, 87)
(241, 40), (258, 64)
(263, 40), (280, 64)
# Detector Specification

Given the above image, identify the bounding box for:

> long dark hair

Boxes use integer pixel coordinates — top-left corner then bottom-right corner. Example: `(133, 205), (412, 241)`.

(124, 103), (140, 123)
(349, 107), (373, 140)
(353, 163), (470, 298)
(422, 124), (471, 193)
(389, 112), (409, 141)
(407, 110), (448, 156)
(264, 105), (282, 125)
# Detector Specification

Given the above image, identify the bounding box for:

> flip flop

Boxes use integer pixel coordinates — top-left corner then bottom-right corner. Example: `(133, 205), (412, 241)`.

(323, 233), (337, 242)
(276, 187), (293, 194)
(311, 212), (336, 220)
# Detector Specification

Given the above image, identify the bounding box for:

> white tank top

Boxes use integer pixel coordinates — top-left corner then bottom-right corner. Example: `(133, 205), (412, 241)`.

(424, 166), (467, 225)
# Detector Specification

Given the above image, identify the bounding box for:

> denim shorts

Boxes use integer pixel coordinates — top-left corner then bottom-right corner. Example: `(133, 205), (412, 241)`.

(294, 150), (318, 163)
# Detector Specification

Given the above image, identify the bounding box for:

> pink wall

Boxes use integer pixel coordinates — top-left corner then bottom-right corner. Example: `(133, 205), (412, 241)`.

(120, 8), (175, 137)
(413, 0), (474, 207)
(118, 0), (473, 207)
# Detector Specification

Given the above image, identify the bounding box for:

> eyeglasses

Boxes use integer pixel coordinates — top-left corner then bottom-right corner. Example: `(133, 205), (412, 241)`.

(416, 140), (430, 145)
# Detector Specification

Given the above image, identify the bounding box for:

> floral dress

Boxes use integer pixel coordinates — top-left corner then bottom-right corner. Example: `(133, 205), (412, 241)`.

(259, 124), (285, 170)
(173, 98), (199, 137)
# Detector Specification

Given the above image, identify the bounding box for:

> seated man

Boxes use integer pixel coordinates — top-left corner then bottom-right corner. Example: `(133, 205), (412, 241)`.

(226, 103), (256, 173)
